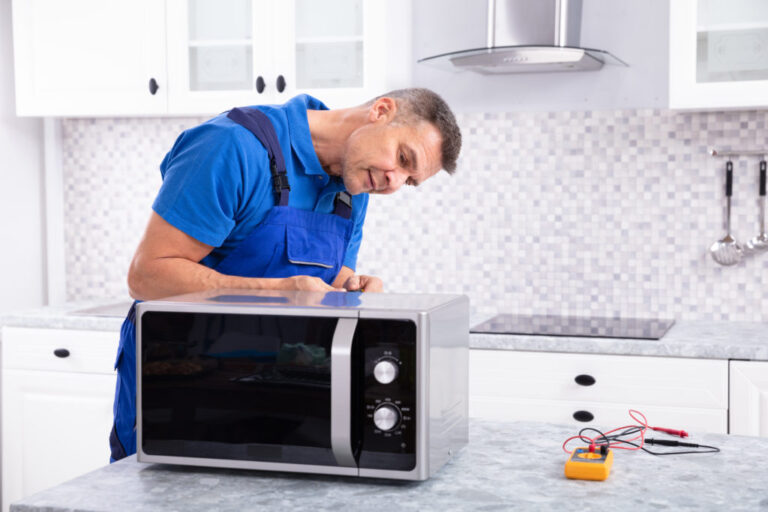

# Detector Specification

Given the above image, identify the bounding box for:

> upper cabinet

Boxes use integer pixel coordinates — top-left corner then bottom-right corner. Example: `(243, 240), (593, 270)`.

(12, 0), (168, 116)
(12, 0), (409, 117)
(670, 0), (768, 109)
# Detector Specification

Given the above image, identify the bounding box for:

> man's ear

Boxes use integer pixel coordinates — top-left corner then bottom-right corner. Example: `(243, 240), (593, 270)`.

(368, 97), (397, 123)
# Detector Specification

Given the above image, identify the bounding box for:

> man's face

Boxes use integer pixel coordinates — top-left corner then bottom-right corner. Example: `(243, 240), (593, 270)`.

(340, 101), (443, 196)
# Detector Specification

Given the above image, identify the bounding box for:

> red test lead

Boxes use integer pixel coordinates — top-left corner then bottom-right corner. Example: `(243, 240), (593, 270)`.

(650, 427), (689, 438)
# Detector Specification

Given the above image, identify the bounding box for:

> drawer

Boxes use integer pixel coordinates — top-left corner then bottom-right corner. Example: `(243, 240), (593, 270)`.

(470, 350), (728, 409)
(470, 396), (727, 434)
(2, 327), (118, 375)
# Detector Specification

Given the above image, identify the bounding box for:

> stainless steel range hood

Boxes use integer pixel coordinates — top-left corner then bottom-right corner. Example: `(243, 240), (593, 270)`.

(417, 0), (627, 74)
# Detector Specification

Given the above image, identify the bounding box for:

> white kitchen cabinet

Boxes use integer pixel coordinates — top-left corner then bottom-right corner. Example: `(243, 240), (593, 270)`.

(12, 0), (410, 116)
(669, 0), (768, 109)
(469, 349), (729, 434)
(729, 360), (768, 437)
(166, 0), (403, 114)
(1, 327), (118, 512)
(11, 0), (167, 117)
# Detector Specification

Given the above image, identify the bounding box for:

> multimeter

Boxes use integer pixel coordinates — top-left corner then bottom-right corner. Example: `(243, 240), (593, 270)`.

(564, 447), (613, 481)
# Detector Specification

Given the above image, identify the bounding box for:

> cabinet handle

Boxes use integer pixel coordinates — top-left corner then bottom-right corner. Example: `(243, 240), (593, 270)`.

(573, 410), (594, 422)
(148, 78), (159, 95)
(276, 75), (286, 93)
(574, 374), (596, 386)
(255, 76), (266, 93)
(53, 348), (70, 358)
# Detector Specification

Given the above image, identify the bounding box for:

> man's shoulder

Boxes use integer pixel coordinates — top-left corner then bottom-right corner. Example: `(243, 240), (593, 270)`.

(177, 113), (270, 159)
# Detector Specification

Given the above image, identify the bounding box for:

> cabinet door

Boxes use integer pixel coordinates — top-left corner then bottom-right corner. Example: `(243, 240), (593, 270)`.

(272, 0), (378, 108)
(469, 350), (729, 434)
(166, 0), (276, 114)
(730, 360), (768, 436)
(670, 0), (768, 109)
(12, 0), (167, 116)
(1, 370), (116, 512)
(167, 0), (410, 114)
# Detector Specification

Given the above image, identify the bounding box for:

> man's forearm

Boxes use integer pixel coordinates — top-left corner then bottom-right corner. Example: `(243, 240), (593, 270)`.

(127, 256), (284, 301)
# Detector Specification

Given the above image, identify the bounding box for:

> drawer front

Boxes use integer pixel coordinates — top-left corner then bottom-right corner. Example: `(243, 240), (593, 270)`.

(470, 396), (727, 434)
(470, 350), (728, 409)
(2, 327), (118, 375)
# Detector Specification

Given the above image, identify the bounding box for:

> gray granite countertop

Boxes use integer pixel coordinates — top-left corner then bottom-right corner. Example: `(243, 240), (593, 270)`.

(1, 302), (766, 360)
(10, 419), (768, 512)
(471, 320), (768, 361)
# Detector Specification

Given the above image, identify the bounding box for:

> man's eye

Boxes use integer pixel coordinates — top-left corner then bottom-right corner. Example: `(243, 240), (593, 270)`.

(399, 152), (407, 166)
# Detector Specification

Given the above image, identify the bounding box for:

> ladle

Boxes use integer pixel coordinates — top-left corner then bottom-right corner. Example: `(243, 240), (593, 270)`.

(710, 161), (743, 266)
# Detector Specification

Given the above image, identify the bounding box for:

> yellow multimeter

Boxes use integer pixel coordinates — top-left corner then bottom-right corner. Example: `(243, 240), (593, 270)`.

(564, 447), (613, 481)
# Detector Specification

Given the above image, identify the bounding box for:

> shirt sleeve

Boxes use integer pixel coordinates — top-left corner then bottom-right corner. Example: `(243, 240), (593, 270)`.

(152, 123), (262, 247)
(342, 193), (369, 271)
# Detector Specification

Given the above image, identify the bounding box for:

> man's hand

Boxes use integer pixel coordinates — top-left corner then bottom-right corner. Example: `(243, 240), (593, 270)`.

(282, 275), (343, 292)
(342, 274), (383, 292)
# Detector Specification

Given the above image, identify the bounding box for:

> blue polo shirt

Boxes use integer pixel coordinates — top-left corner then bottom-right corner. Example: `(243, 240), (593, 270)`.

(152, 95), (369, 272)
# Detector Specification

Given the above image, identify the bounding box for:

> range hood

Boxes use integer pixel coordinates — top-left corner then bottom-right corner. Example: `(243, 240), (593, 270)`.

(417, 0), (627, 74)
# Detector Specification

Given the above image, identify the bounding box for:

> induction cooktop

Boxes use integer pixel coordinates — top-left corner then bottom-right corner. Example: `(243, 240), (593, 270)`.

(470, 314), (675, 340)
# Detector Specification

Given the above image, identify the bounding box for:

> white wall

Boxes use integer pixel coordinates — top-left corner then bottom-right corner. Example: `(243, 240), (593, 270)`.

(0, 0), (46, 312)
(412, 0), (670, 112)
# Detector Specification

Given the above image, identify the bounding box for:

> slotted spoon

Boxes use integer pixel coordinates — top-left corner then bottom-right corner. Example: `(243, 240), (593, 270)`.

(710, 160), (743, 266)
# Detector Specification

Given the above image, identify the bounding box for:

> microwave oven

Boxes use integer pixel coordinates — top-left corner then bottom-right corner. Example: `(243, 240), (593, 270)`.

(136, 289), (469, 480)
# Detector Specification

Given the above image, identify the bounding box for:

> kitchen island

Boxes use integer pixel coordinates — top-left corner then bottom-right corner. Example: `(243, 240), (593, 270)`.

(10, 419), (768, 511)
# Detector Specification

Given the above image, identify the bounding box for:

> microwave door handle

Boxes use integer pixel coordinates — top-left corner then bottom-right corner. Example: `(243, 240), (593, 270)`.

(330, 317), (358, 467)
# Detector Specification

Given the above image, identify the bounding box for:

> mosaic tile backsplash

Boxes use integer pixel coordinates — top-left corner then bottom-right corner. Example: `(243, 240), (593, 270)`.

(61, 108), (768, 322)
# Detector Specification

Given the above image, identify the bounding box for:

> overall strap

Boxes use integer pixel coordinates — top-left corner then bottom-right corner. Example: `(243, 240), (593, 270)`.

(333, 191), (352, 220)
(227, 107), (290, 206)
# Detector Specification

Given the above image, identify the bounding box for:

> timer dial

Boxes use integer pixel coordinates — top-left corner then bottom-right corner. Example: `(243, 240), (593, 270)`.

(373, 404), (401, 432)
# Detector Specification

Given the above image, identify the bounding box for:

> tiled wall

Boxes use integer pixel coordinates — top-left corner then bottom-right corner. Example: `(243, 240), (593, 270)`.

(61, 108), (768, 322)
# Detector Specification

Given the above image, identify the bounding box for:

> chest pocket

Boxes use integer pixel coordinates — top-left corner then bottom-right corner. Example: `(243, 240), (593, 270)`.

(286, 224), (344, 269)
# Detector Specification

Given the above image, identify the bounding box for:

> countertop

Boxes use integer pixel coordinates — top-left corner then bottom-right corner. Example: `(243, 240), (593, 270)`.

(10, 419), (768, 512)
(1, 301), (766, 361)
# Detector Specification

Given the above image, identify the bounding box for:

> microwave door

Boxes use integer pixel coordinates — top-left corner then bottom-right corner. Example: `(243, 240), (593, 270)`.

(140, 311), (360, 468)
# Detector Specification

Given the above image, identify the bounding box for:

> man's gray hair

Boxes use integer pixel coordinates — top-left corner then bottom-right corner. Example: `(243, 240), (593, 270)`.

(371, 88), (462, 174)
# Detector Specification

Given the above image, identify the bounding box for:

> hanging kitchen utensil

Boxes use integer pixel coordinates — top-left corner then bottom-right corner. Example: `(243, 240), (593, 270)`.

(710, 160), (743, 266)
(747, 160), (768, 252)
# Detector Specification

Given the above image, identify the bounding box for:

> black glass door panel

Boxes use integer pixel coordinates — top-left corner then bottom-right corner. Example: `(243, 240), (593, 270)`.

(140, 311), (340, 466)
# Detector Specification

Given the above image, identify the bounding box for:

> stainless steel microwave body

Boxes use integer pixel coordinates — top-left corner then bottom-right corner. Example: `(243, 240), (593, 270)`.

(136, 290), (469, 480)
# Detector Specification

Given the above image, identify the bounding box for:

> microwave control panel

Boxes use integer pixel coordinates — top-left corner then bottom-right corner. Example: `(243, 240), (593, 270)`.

(355, 319), (417, 471)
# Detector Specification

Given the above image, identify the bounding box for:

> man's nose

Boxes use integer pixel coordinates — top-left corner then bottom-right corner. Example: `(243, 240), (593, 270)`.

(384, 168), (408, 192)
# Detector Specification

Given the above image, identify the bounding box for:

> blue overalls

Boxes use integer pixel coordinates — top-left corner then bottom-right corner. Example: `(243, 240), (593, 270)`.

(109, 106), (354, 461)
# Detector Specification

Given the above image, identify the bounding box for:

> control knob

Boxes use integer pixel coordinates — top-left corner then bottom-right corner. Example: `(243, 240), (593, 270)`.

(373, 404), (401, 432)
(373, 358), (399, 384)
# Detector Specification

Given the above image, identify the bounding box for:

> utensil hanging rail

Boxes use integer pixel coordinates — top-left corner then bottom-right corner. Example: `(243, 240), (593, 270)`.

(710, 149), (768, 158)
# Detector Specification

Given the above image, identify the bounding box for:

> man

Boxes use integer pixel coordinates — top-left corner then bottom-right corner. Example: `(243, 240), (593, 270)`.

(109, 88), (462, 461)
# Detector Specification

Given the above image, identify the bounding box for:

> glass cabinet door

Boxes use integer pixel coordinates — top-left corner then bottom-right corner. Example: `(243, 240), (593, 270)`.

(167, 0), (274, 114)
(293, 0), (364, 90)
(696, 0), (768, 84)
(187, 0), (253, 91)
(167, 0), (397, 113)
(670, 0), (768, 109)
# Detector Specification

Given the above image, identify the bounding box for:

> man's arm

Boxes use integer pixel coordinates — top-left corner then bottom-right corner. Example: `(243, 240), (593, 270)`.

(127, 212), (340, 300)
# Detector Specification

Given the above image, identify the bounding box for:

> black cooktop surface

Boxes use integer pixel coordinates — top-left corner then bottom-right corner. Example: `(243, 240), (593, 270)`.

(471, 314), (675, 340)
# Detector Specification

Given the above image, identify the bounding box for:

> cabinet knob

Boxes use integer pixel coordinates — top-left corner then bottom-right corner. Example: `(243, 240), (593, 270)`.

(255, 76), (266, 93)
(574, 374), (596, 386)
(276, 75), (286, 93)
(53, 348), (70, 358)
(573, 410), (594, 422)
(148, 78), (159, 95)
